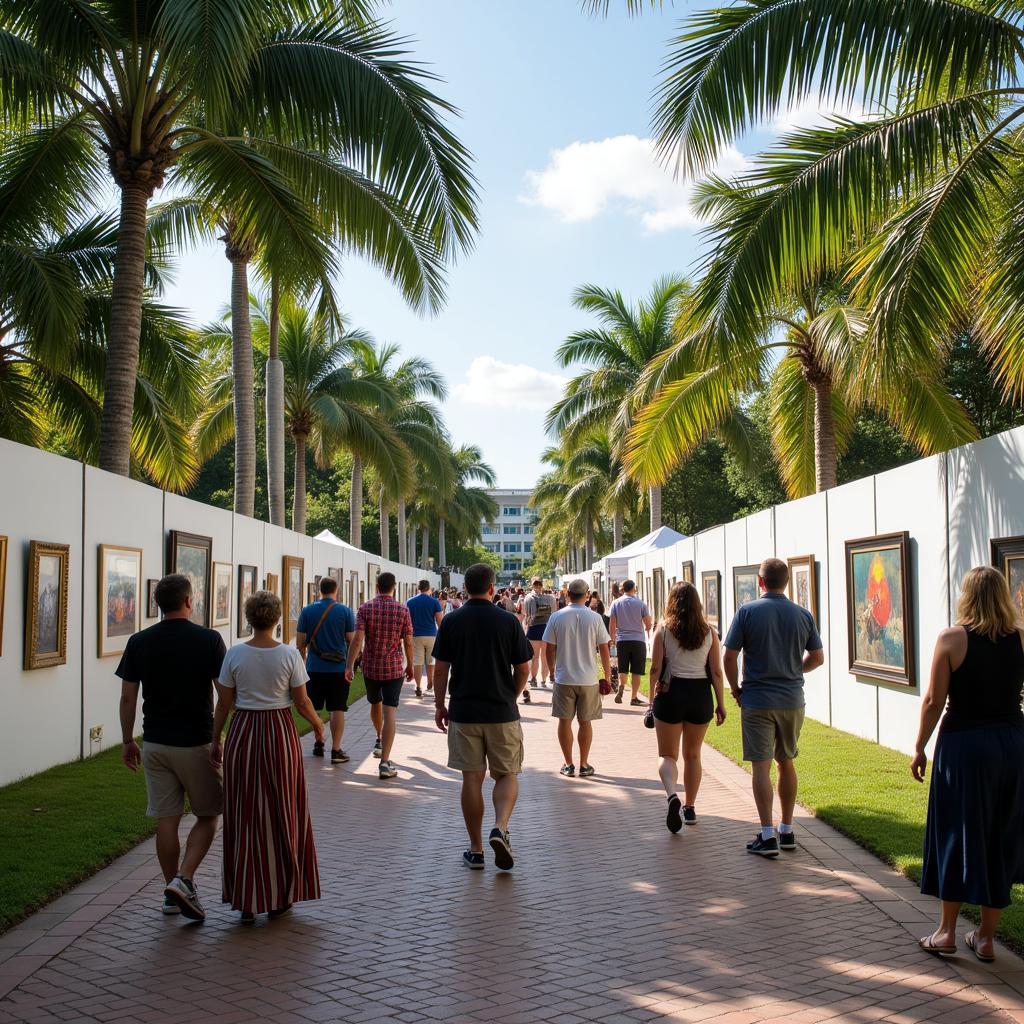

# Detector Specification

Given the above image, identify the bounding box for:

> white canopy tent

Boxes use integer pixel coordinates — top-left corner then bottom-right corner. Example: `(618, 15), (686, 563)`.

(314, 529), (360, 549)
(588, 526), (687, 589)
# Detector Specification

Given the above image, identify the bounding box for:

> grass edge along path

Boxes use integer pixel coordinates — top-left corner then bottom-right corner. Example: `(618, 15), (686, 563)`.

(702, 710), (1024, 952)
(0, 675), (365, 934)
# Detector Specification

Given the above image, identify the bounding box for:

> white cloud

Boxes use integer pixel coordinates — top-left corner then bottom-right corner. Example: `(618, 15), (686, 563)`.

(453, 356), (568, 411)
(772, 97), (872, 134)
(521, 134), (748, 232)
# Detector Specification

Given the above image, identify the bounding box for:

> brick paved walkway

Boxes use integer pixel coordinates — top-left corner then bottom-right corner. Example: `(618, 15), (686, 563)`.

(4, 693), (1024, 1024)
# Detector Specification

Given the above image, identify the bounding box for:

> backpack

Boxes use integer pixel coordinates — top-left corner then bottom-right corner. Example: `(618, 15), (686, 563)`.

(530, 594), (554, 627)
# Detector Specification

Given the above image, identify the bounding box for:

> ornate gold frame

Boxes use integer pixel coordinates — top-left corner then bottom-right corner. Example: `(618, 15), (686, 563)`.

(25, 540), (70, 670)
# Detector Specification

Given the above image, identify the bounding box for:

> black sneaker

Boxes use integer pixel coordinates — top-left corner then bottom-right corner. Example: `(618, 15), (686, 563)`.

(161, 896), (181, 915)
(372, 737), (382, 759)
(779, 830), (796, 851)
(630, 697), (647, 706)
(415, 687), (422, 698)
(614, 687), (624, 704)
(488, 827), (514, 870)
(579, 764), (595, 778)
(683, 805), (697, 825)
(746, 833), (780, 857)
(312, 740), (324, 758)
(666, 794), (683, 833)
(529, 678), (538, 688)
(559, 763), (575, 777)
(462, 850), (485, 870)
(163, 876), (206, 921)
(330, 749), (350, 765)
(521, 691), (531, 705)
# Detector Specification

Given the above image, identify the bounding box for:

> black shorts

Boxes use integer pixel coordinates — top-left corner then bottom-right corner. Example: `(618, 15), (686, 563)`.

(653, 677), (714, 726)
(616, 640), (647, 676)
(365, 677), (403, 708)
(526, 624), (547, 642)
(307, 672), (351, 712)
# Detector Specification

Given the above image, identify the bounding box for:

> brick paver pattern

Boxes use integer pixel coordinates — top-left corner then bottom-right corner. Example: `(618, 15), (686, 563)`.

(3, 694), (1024, 1023)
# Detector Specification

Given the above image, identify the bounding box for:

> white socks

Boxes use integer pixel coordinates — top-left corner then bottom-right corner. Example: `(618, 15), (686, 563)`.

(779, 822), (794, 834)
(761, 826), (777, 841)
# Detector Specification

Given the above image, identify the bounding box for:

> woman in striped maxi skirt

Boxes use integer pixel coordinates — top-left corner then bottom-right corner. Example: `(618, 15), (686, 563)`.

(212, 590), (325, 921)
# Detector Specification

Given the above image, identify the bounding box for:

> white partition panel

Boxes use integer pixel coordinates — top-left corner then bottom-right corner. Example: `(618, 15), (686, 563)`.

(723, 519), (748, 628)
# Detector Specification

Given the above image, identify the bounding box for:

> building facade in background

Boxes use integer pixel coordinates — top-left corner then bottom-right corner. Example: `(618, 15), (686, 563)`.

(480, 488), (535, 584)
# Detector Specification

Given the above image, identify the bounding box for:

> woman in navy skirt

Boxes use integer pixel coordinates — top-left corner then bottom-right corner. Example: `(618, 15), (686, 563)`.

(912, 566), (1024, 962)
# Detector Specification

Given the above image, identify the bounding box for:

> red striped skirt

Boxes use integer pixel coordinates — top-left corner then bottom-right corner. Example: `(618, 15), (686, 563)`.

(222, 707), (320, 913)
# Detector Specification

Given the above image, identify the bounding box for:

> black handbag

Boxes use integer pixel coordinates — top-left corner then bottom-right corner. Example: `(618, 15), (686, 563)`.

(644, 628), (671, 728)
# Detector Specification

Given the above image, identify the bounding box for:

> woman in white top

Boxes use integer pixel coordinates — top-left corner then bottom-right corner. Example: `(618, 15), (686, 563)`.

(211, 590), (325, 923)
(649, 581), (727, 833)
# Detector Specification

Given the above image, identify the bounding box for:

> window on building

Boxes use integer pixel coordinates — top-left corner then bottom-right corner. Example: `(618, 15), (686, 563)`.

(504, 542), (522, 553)
(503, 559), (521, 572)
(502, 506), (522, 516)
(524, 542), (533, 554)
(481, 524), (498, 535)
(522, 525), (533, 535)
(484, 543), (501, 553)
(503, 525), (521, 535)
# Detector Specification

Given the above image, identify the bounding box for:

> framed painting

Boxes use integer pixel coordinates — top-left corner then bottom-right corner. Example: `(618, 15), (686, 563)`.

(652, 567), (665, 621)
(733, 564), (761, 612)
(167, 531), (212, 627)
(25, 540), (70, 670)
(211, 562), (232, 627)
(98, 545), (142, 657)
(701, 570), (721, 632)
(787, 555), (818, 625)
(681, 560), (694, 585)
(306, 581), (317, 604)
(237, 564), (257, 637)
(991, 536), (1024, 620)
(264, 571), (278, 595)
(146, 579), (159, 619)
(367, 563), (380, 587)
(845, 532), (915, 687)
(282, 555), (304, 643)
(0, 535), (6, 656)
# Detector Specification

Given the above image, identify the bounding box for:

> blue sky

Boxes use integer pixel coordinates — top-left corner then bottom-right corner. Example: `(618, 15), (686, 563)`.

(163, 1), (797, 487)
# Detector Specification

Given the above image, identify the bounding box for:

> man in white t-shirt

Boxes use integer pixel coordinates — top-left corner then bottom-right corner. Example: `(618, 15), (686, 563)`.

(542, 578), (611, 778)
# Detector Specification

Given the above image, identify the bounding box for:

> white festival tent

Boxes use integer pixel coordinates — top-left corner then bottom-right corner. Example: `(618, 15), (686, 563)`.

(588, 526), (687, 586)
(314, 529), (361, 549)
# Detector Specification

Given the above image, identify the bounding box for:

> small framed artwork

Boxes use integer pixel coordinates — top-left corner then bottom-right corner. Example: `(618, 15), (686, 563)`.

(367, 563), (380, 586)
(212, 562), (232, 627)
(733, 564), (760, 612)
(25, 540), (70, 670)
(788, 555), (818, 625)
(652, 567), (665, 621)
(845, 532), (915, 687)
(264, 572), (278, 595)
(328, 566), (342, 587)
(237, 565), (257, 637)
(146, 579), (159, 618)
(701, 570), (721, 632)
(98, 545), (142, 657)
(283, 555), (304, 643)
(167, 531), (212, 627)
(0, 535), (7, 656)
(991, 536), (1024, 619)
(306, 581), (317, 604)
(681, 560), (694, 585)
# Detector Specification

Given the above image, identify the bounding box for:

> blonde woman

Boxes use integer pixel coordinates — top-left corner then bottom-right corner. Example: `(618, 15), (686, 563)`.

(211, 590), (324, 923)
(913, 566), (1024, 962)
(649, 581), (727, 832)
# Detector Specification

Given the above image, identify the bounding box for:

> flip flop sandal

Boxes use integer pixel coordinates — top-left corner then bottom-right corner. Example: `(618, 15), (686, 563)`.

(918, 935), (956, 956)
(966, 930), (995, 963)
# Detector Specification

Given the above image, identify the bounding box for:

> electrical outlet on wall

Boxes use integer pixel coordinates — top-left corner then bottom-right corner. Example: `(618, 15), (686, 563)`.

(89, 726), (102, 743)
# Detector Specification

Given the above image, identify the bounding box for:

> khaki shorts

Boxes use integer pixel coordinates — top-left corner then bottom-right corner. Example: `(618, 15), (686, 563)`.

(143, 742), (223, 818)
(412, 634), (435, 668)
(447, 721), (524, 776)
(551, 684), (603, 722)
(741, 707), (805, 763)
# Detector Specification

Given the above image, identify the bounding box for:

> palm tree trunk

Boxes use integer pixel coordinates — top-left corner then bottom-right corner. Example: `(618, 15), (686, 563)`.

(99, 183), (150, 476)
(811, 375), (838, 491)
(350, 454), (363, 548)
(397, 499), (407, 564)
(292, 434), (307, 535)
(613, 509), (623, 551)
(585, 518), (594, 568)
(265, 276), (286, 527)
(421, 525), (430, 570)
(227, 247), (256, 518)
(410, 524), (418, 568)
(438, 517), (447, 567)
(379, 493), (390, 560)
(648, 485), (662, 532)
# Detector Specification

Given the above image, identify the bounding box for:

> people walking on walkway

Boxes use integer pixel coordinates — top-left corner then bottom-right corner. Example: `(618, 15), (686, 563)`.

(346, 572), (414, 779)
(432, 563), (533, 870)
(649, 581), (726, 831)
(116, 573), (226, 921)
(212, 590), (323, 923)
(543, 578), (612, 778)
(913, 566), (1024, 962)
(609, 580), (652, 706)
(723, 557), (823, 856)
(523, 578), (557, 693)
(407, 579), (443, 698)
(296, 577), (355, 765)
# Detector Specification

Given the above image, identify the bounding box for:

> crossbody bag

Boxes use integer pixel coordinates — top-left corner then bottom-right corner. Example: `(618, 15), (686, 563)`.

(308, 602), (345, 663)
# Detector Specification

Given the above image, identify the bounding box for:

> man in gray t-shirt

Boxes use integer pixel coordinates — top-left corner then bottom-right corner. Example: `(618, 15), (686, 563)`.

(608, 582), (652, 706)
(723, 557), (823, 858)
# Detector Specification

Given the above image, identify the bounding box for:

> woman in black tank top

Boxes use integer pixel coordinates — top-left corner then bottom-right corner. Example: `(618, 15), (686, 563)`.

(913, 567), (1024, 963)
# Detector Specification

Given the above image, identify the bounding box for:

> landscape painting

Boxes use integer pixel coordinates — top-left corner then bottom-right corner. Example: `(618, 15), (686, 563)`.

(991, 536), (1024, 619)
(212, 562), (232, 627)
(98, 545), (142, 657)
(237, 565), (257, 637)
(167, 531), (212, 627)
(733, 564), (760, 611)
(788, 555), (818, 625)
(845, 532), (914, 687)
(25, 541), (69, 670)
(701, 570), (721, 632)
(283, 556), (304, 643)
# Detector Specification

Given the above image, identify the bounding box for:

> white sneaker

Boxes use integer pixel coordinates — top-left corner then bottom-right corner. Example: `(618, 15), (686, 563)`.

(379, 760), (398, 779)
(163, 876), (206, 921)
(372, 738), (382, 759)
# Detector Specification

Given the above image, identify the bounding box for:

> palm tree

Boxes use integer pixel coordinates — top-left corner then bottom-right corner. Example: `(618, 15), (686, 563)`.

(547, 276), (690, 531)
(0, 4), (478, 486)
(437, 444), (497, 567)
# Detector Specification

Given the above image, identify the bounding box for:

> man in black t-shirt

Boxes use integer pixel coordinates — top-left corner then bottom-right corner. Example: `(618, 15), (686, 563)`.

(116, 574), (226, 922)
(433, 563), (533, 871)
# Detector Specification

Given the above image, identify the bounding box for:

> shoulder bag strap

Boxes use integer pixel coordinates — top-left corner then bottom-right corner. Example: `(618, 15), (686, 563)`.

(307, 602), (334, 651)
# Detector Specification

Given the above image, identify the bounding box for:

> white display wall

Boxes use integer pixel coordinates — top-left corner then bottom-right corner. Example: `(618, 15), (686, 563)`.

(0, 437), (452, 786)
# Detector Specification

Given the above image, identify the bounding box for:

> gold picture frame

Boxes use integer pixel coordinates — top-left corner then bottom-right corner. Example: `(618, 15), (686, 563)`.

(264, 572), (278, 594)
(211, 561), (232, 627)
(98, 544), (142, 658)
(25, 540), (70, 670)
(787, 554), (818, 625)
(282, 555), (304, 643)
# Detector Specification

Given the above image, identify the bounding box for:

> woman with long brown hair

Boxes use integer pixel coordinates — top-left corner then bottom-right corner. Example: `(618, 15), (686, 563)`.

(649, 581), (726, 833)
(913, 566), (1024, 962)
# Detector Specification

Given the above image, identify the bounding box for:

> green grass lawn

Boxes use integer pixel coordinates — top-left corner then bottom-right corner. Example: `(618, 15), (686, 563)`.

(0, 674), (364, 933)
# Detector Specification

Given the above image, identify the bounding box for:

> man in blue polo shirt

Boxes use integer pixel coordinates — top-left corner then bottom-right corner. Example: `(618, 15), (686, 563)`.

(407, 579), (443, 698)
(297, 577), (356, 765)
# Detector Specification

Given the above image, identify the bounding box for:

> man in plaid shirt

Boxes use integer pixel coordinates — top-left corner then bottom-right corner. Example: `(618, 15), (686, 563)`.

(346, 572), (414, 779)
